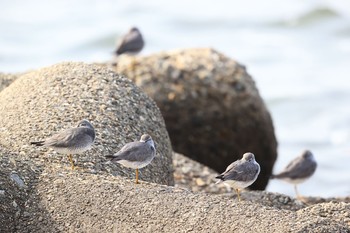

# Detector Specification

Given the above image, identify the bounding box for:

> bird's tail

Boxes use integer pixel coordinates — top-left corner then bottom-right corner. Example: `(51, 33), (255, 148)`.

(215, 174), (224, 184)
(105, 155), (121, 162)
(30, 141), (45, 146)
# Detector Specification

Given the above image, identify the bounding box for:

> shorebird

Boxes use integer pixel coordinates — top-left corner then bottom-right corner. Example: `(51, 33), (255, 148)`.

(115, 27), (144, 56)
(31, 119), (95, 170)
(113, 27), (144, 70)
(216, 152), (260, 201)
(271, 150), (317, 199)
(106, 134), (155, 184)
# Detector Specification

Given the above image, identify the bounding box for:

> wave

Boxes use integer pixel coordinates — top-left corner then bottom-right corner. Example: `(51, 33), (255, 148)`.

(270, 7), (339, 27)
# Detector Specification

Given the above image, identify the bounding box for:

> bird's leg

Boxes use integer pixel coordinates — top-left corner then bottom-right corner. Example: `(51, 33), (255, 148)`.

(294, 185), (301, 199)
(294, 185), (307, 202)
(68, 154), (75, 170)
(135, 168), (139, 184)
(235, 189), (241, 202)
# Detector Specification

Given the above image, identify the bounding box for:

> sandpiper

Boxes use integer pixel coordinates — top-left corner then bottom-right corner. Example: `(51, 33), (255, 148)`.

(271, 150), (317, 199)
(115, 27), (144, 56)
(106, 134), (155, 184)
(216, 152), (260, 201)
(31, 119), (95, 170)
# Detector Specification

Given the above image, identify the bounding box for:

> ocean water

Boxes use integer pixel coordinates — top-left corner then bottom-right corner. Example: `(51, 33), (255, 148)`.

(1, 0), (350, 197)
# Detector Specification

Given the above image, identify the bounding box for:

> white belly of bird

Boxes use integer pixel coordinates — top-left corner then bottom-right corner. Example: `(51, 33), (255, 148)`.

(224, 179), (256, 189)
(281, 177), (307, 185)
(117, 159), (152, 169)
(51, 146), (91, 155)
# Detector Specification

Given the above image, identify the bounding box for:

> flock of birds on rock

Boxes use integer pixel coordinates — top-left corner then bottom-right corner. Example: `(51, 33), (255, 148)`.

(31, 119), (317, 202)
(30, 27), (317, 202)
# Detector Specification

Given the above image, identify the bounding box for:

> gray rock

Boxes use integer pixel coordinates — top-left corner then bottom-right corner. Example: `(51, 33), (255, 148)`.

(10, 173), (26, 189)
(113, 48), (278, 190)
(0, 62), (173, 186)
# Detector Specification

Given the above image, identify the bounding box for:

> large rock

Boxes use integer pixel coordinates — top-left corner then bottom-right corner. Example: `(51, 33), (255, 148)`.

(0, 62), (173, 185)
(114, 48), (277, 190)
(0, 163), (348, 232)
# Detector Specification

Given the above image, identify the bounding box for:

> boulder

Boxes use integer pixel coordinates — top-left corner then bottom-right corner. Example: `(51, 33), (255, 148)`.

(0, 62), (173, 186)
(114, 48), (278, 190)
(0, 165), (348, 232)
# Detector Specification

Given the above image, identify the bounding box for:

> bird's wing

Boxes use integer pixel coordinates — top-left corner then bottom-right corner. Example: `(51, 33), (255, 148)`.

(113, 141), (153, 162)
(222, 162), (259, 182)
(43, 128), (94, 148)
(116, 31), (144, 54)
(224, 160), (241, 173)
(275, 157), (316, 179)
(284, 156), (303, 171)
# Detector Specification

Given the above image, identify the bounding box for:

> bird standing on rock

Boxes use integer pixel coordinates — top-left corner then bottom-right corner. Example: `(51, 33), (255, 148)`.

(271, 150), (317, 199)
(31, 119), (95, 170)
(216, 152), (260, 201)
(106, 134), (155, 184)
(115, 27), (144, 56)
(113, 27), (145, 70)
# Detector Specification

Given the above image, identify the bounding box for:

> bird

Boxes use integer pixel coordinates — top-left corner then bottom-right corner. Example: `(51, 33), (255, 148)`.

(216, 152), (260, 201)
(271, 150), (317, 199)
(31, 119), (95, 170)
(106, 134), (155, 184)
(115, 27), (144, 56)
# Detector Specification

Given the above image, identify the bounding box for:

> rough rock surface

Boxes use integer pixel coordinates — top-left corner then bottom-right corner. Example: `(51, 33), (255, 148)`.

(174, 152), (234, 194)
(0, 62), (173, 186)
(305, 196), (350, 205)
(0, 156), (349, 233)
(0, 72), (18, 92)
(113, 48), (278, 190)
(0, 148), (27, 233)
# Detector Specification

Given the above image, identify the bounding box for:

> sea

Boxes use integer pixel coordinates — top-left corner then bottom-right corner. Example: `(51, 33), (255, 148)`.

(1, 0), (350, 197)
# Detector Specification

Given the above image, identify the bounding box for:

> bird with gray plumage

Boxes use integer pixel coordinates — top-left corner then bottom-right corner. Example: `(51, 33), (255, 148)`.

(216, 152), (260, 201)
(31, 119), (95, 170)
(271, 150), (317, 199)
(106, 134), (155, 184)
(115, 27), (144, 56)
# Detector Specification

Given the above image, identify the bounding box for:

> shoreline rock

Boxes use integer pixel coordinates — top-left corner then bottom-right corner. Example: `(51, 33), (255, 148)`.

(1, 162), (348, 233)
